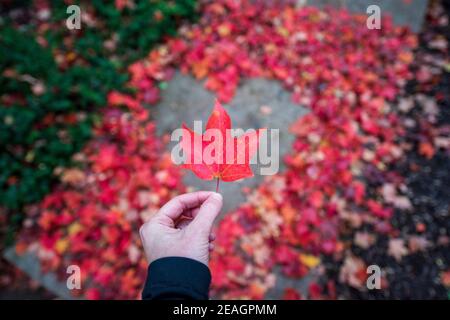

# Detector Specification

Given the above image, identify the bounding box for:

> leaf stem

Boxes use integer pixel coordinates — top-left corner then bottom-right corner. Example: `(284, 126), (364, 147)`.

(215, 178), (220, 193)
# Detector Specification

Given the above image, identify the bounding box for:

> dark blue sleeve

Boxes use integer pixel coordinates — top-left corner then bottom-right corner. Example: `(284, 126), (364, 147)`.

(142, 257), (211, 300)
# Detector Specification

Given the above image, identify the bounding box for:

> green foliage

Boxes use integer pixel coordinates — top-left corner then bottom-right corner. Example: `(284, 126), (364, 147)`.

(0, 1), (197, 224)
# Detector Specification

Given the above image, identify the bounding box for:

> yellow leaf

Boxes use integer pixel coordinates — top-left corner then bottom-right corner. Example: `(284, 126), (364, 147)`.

(61, 168), (85, 185)
(277, 27), (289, 37)
(299, 254), (320, 269)
(68, 222), (82, 236)
(55, 239), (69, 254)
(217, 23), (231, 37)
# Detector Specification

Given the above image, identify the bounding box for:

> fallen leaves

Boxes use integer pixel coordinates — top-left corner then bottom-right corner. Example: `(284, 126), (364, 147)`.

(354, 232), (376, 249)
(59, 168), (86, 186)
(17, 0), (450, 300)
(388, 239), (409, 262)
(339, 255), (367, 290)
(381, 184), (412, 210)
(17, 92), (185, 299)
(419, 141), (435, 159)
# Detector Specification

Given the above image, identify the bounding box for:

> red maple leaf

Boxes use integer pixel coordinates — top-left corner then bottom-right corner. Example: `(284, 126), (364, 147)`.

(180, 99), (264, 190)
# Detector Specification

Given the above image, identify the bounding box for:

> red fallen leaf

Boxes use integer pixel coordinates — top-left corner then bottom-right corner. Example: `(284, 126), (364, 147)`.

(283, 288), (303, 300)
(326, 280), (337, 300)
(441, 270), (450, 287)
(308, 283), (323, 300)
(309, 190), (323, 208)
(419, 141), (435, 159)
(85, 288), (101, 300)
(180, 99), (264, 189)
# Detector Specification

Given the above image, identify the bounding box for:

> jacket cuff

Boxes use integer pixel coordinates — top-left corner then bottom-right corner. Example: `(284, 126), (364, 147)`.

(142, 257), (211, 300)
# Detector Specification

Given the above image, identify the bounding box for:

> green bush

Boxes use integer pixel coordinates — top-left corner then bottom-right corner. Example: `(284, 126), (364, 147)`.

(0, 1), (197, 236)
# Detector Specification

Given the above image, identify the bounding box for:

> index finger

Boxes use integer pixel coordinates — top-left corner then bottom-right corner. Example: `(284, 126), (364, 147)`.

(156, 191), (214, 221)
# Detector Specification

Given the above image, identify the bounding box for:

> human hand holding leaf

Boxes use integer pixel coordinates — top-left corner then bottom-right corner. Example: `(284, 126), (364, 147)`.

(180, 100), (265, 192)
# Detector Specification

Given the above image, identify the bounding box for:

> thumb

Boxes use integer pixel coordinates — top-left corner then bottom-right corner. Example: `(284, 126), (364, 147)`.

(189, 192), (223, 235)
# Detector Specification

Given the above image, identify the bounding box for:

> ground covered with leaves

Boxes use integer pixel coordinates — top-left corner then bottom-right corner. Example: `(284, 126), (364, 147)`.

(3, 0), (450, 299)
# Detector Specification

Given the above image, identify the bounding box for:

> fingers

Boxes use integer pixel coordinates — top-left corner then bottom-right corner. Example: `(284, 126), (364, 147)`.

(189, 193), (223, 235)
(175, 217), (191, 230)
(175, 207), (203, 229)
(156, 191), (213, 221)
(183, 207), (200, 219)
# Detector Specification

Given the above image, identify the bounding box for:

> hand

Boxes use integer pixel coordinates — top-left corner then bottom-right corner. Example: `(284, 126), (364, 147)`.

(139, 191), (223, 266)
